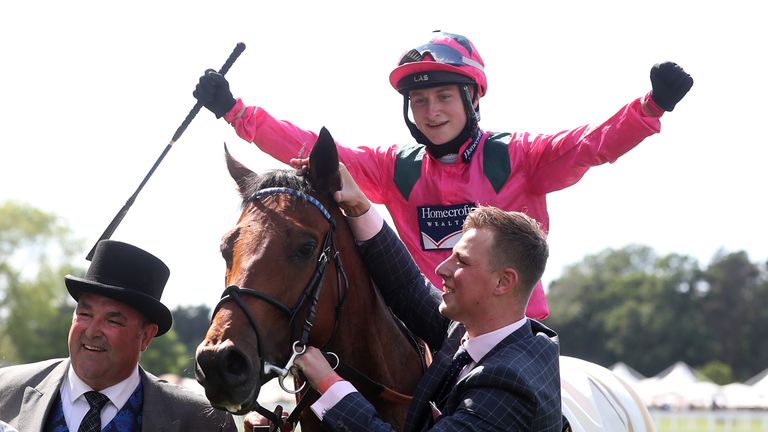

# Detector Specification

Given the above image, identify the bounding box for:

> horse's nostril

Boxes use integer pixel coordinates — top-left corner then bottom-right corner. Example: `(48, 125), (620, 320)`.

(223, 347), (250, 376)
(218, 345), (253, 385)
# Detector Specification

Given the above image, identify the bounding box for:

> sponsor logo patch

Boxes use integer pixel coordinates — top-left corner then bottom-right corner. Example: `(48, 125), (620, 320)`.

(417, 203), (476, 251)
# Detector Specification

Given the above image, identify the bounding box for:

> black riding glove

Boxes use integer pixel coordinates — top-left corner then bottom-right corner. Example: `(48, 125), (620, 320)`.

(650, 62), (694, 112)
(193, 69), (236, 118)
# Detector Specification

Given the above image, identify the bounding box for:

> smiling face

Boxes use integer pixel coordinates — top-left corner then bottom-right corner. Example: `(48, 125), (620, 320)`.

(409, 85), (468, 145)
(435, 227), (499, 331)
(68, 293), (157, 390)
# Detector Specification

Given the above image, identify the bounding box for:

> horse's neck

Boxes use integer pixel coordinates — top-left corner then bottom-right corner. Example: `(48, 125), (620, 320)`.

(299, 218), (419, 430)
(326, 223), (423, 393)
(341, 227), (407, 338)
(335, 259), (423, 389)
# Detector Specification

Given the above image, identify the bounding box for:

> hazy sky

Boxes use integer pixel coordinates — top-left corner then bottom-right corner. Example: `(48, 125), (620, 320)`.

(1, 1), (765, 310)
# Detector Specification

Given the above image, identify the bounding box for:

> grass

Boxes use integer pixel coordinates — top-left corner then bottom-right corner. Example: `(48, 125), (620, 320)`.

(652, 410), (768, 432)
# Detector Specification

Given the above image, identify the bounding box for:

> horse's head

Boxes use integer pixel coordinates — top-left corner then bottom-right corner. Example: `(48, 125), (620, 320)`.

(195, 128), (346, 414)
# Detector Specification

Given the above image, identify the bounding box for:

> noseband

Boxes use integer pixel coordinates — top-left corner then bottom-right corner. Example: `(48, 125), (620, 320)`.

(212, 187), (348, 394)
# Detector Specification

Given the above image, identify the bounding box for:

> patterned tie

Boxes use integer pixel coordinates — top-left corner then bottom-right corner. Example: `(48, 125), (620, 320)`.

(433, 346), (473, 405)
(78, 391), (110, 432)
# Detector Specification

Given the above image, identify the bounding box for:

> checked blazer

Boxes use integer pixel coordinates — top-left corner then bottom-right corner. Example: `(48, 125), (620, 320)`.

(321, 223), (562, 431)
(0, 359), (236, 432)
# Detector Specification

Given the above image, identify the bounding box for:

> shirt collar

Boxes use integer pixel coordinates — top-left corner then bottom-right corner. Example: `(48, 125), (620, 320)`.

(65, 361), (141, 409)
(463, 317), (528, 363)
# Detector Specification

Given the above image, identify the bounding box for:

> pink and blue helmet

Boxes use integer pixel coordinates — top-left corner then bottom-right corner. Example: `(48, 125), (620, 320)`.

(390, 32), (487, 97)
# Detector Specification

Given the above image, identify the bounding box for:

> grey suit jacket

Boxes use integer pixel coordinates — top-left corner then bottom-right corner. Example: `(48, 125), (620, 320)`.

(0, 359), (236, 432)
(322, 224), (562, 432)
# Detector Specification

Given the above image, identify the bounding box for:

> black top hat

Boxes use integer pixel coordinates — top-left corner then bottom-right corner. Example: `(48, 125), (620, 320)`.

(65, 240), (173, 336)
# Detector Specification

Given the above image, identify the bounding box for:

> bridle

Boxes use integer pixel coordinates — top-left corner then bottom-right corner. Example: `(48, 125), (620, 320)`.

(211, 186), (415, 431)
(212, 187), (349, 394)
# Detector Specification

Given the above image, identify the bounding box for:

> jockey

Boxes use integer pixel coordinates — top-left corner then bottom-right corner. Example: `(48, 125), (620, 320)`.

(193, 31), (693, 319)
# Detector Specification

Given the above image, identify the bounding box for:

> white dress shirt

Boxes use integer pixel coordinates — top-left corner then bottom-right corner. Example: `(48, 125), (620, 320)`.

(60, 363), (141, 431)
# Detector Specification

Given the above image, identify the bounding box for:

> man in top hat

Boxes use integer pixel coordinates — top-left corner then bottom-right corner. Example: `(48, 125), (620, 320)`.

(0, 240), (236, 432)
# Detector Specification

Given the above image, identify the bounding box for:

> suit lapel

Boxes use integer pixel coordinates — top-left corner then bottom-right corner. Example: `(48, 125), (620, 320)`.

(406, 360), (448, 431)
(405, 323), (465, 432)
(17, 360), (69, 432)
(406, 321), (545, 431)
(140, 368), (180, 432)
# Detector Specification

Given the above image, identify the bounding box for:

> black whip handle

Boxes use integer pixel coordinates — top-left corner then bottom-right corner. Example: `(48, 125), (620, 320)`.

(171, 42), (246, 143)
(85, 42), (246, 260)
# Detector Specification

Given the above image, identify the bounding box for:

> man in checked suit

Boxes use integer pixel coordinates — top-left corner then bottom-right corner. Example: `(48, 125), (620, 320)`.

(0, 240), (236, 432)
(247, 163), (562, 431)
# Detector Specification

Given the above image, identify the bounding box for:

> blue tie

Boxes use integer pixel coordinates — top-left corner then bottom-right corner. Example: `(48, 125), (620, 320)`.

(433, 346), (473, 405)
(78, 391), (109, 432)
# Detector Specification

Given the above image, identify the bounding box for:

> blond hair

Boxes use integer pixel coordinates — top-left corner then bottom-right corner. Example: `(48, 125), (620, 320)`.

(463, 206), (548, 296)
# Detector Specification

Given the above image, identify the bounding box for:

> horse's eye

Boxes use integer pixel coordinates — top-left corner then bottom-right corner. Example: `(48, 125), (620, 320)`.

(221, 228), (239, 265)
(297, 241), (317, 258)
(221, 243), (233, 265)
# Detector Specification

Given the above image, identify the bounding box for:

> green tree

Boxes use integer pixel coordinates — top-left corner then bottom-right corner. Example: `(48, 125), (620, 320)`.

(547, 245), (768, 380)
(546, 245), (662, 368)
(171, 304), (212, 377)
(699, 361), (733, 385)
(602, 253), (711, 374)
(545, 245), (709, 376)
(744, 269), (768, 379)
(701, 251), (762, 380)
(140, 328), (190, 376)
(0, 201), (83, 364)
(4, 264), (75, 362)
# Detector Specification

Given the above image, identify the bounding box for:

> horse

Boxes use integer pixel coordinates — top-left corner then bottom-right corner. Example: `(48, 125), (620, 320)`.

(195, 128), (426, 431)
(195, 127), (657, 431)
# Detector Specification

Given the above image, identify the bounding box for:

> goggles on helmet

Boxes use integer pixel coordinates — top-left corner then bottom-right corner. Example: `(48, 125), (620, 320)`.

(398, 43), (485, 73)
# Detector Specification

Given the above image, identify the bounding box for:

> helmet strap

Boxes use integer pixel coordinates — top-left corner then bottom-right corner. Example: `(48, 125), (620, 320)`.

(462, 84), (481, 129)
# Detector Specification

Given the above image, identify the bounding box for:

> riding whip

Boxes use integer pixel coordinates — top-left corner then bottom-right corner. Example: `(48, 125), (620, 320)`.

(86, 42), (246, 261)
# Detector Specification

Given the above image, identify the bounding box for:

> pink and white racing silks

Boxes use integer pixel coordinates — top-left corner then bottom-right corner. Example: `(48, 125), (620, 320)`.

(223, 95), (661, 319)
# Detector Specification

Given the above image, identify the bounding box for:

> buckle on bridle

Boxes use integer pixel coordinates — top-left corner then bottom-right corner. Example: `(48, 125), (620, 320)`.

(263, 341), (308, 394)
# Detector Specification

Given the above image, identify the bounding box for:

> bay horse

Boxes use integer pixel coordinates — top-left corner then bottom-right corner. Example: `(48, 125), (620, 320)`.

(195, 127), (656, 431)
(195, 128), (425, 431)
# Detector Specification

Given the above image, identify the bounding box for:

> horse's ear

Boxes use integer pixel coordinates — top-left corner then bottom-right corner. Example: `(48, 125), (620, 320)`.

(225, 143), (257, 198)
(308, 127), (341, 194)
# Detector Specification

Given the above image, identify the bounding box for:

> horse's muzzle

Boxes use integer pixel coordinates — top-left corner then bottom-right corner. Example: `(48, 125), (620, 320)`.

(195, 340), (261, 413)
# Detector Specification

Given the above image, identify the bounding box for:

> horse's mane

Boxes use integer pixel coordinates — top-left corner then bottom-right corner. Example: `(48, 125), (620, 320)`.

(239, 169), (313, 208)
